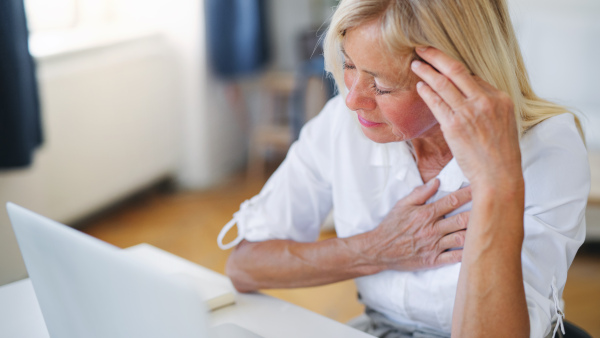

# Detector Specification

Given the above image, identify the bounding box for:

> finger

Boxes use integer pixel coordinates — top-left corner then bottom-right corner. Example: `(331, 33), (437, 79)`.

(416, 81), (454, 125)
(437, 230), (466, 252)
(411, 59), (465, 108)
(435, 249), (463, 266)
(435, 211), (470, 236)
(415, 47), (481, 98)
(404, 178), (440, 205)
(430, 187), (472, 218)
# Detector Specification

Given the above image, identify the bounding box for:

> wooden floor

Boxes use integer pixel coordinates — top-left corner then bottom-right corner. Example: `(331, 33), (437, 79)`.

(81, 172), (600, 336)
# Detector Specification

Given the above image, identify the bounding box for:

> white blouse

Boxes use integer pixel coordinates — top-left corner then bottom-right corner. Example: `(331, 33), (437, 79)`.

(218, 96), (590, 337)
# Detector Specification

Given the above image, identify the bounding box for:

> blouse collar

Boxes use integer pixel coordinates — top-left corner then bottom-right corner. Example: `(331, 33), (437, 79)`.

(369, 141), (469, 192)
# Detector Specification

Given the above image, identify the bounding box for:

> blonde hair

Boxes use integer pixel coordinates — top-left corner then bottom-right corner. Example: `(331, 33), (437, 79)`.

(323, 0), (583, 137)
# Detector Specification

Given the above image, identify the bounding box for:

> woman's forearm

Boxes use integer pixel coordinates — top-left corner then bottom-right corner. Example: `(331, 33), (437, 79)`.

(452, 181), (529, 337)
(411, 47), (530, 335)
(225, 236), (382, 293)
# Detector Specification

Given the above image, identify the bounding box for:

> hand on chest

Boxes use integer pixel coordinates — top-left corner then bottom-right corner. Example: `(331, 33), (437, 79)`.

(332, 148), (472, 238)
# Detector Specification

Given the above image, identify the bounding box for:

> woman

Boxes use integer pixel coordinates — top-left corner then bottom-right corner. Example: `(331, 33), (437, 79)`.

(218, 0), (589, 336)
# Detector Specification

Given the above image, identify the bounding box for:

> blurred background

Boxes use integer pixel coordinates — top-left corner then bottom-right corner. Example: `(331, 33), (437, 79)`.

(1, 0), (599, 335)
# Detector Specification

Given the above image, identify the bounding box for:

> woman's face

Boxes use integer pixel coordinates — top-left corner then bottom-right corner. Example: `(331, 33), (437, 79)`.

(343, 20), (439, 143)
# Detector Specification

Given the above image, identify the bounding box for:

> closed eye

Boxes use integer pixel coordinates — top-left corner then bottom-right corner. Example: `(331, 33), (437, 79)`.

(372, 83), (392, 96)
(344, 61), (392, 95)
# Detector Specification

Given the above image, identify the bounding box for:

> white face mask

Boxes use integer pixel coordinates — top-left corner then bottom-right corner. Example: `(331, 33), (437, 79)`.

(217, 185), (273, 250)
(217, 218), (244, 250)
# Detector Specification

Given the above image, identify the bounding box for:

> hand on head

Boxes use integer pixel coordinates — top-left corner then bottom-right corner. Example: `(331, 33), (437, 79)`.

(411, 47), (524, 193)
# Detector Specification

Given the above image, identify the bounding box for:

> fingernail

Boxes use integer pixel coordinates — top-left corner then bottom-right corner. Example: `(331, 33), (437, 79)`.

(417, 47), (428, 53)
(416, 81), (424, 89)
(411, 60), (422, 70)
(426, 178), (438, 186)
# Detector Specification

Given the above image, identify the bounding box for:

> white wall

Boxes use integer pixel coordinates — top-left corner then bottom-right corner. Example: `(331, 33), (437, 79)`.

(267, 0), (312, 71)
(114, 0), (247, 189)
(508, 0), (600, 146)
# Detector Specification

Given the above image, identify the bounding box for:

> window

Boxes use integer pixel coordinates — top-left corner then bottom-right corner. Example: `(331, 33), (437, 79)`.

(24, 0), (164, 58)
(24, 0), (77, 32)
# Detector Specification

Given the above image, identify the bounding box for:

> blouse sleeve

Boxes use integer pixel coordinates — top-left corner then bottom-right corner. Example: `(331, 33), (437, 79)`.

(520, 114), (590, 338)
(218, 96), (344, 248)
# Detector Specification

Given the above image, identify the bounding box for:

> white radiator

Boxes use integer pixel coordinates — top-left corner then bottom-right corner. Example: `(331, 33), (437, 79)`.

(0, 30), (180, 226)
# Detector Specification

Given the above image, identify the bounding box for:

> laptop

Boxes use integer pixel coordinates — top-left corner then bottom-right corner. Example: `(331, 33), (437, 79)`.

(6, 202), (261, 338)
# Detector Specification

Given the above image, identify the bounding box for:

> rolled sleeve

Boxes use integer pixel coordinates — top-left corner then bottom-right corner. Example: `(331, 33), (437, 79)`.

(224, 97), (344, 245)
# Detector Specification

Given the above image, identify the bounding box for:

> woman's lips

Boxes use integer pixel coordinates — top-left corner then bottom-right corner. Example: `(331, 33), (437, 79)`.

(357, 114), (382, 128)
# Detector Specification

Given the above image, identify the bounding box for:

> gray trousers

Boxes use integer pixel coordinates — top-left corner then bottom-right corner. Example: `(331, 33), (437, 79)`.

(348, 308), (450, 338)
(349, 307), (563, 338)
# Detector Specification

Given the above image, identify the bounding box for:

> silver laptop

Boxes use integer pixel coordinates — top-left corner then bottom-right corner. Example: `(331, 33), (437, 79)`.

(6, 202), (261, 338)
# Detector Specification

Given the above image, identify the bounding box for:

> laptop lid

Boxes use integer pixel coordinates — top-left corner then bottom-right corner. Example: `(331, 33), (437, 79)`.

(7, 202), (211, 338)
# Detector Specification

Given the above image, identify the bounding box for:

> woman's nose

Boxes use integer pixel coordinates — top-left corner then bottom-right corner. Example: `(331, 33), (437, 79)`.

(345, 79), (376, 112)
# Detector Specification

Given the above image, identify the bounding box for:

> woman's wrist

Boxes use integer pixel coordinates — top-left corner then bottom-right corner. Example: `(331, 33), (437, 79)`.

(342, 232), (389, 274)
(469, 170), (524, 202)
(467, 175), (525, 247)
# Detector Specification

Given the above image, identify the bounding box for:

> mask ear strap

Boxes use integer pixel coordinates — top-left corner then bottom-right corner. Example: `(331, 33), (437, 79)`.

(217, 218), (244, 250)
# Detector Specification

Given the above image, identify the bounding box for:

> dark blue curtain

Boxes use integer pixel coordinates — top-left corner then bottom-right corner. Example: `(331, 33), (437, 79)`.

(206, 0), (270, 79)
(0, 0), (42, 169)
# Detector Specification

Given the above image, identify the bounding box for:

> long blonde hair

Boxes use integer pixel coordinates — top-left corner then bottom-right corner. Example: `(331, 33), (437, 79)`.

(323, 0), (583, 137)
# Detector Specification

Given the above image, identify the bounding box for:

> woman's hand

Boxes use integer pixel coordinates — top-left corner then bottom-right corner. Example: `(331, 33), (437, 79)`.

(411, 48), (523, 192)
(360, 178), (472, 271)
